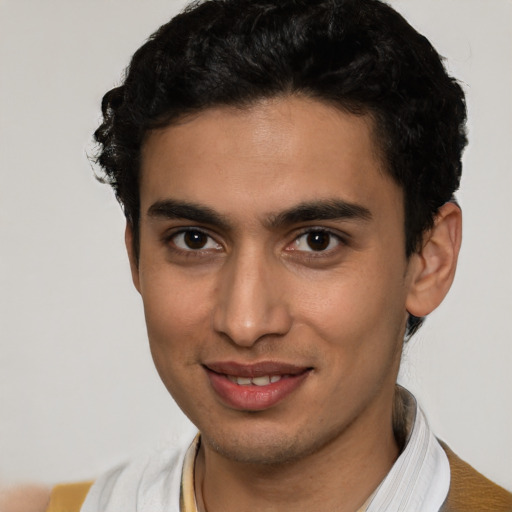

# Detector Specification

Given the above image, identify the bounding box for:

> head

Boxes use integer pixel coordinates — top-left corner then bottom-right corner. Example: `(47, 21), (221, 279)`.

(93, 0), (466, 467)
(94, 0), (467, 338)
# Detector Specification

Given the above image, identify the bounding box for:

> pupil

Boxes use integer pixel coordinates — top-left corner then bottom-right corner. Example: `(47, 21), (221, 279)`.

(184, 231), (207, 249)
(307, 231), (330, 251)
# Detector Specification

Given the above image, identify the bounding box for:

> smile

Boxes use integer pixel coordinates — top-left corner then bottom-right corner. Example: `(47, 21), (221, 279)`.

(204, 361), (311, 411)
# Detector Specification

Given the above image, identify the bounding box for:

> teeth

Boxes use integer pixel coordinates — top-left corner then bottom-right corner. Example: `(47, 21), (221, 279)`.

(227, 375), (283, 386)
(252, 376), (270, 386)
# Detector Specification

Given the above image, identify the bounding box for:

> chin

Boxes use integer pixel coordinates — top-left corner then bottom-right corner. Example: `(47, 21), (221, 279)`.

(201, 421), (339, 466)
(206, 435), (306, 465)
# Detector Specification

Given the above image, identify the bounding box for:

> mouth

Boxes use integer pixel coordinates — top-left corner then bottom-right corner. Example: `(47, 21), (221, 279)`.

(203, 361), (312, 411)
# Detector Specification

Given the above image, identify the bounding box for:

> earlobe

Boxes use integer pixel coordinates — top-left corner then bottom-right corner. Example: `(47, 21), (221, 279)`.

(125, 223), (141, 293)
(406, 202), (462, 318)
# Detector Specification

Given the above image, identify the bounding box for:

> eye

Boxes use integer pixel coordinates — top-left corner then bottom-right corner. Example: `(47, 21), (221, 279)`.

(292, 230), (341, 252)
(171, 229), (222, 251)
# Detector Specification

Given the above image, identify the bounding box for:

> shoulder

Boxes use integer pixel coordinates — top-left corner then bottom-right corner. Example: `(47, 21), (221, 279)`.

(81, 436), (193, 512)
(0, 485), (51, 512)
(439, 441), (512, 512)
(0, 434), (196, 512)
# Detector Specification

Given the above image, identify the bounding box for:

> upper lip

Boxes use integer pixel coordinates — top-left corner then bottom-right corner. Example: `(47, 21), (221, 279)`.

(204, 361), (311, 378)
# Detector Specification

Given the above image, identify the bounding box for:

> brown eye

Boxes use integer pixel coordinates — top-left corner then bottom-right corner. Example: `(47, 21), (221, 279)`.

(172, 230), (222, 251)
(292, 230), (340, 252)
(184, 230), (208, 249)
(306, 231), (331, 251)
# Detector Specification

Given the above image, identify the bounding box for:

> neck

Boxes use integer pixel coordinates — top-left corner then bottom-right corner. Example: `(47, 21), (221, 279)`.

(195, 404), (399, 512)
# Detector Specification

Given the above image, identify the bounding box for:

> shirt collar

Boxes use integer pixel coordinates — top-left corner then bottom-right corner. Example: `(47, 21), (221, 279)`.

(365, 387), (450, 511)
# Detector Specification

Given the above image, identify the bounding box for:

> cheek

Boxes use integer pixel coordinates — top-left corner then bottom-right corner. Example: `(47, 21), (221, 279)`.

(140, 271), (212, 369)
(296, 263), (408, 357)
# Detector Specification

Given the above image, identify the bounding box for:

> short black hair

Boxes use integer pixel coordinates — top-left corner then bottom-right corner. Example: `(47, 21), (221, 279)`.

(94, 0), (467, 336)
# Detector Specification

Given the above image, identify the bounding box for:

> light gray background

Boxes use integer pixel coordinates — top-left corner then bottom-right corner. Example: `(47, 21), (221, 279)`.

(1, 0), (511, 491)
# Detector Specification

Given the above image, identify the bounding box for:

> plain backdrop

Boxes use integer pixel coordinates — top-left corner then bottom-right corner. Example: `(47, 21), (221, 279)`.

(0, 0), (511, 491)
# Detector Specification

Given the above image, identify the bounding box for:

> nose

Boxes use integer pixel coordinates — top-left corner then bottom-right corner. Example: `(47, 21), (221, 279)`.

(212, 248), (292, 347)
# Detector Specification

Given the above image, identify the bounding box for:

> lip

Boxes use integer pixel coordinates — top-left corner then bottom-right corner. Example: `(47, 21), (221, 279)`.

(204, 361), (311, 411)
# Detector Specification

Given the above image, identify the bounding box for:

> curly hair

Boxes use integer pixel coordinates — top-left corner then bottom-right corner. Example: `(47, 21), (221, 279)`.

(94, 0), (467, 336)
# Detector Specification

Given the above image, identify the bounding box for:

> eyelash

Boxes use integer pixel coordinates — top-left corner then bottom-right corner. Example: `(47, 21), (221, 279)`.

(164, 228), (222, 257)
(163, 227), (347, 258)
(290, 228), (345, 254)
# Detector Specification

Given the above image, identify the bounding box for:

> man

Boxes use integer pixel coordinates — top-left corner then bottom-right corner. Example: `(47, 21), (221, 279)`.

(4, 0), (511, 510)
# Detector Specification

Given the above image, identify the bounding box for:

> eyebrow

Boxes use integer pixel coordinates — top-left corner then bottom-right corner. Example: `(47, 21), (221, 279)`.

(147, 199), (231, 230)
(266, 199), (372, 228)
(146, 198), (372, 230)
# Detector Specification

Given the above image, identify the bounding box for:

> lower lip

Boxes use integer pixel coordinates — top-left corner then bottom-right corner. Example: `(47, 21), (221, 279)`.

(205, 369), (310, 411)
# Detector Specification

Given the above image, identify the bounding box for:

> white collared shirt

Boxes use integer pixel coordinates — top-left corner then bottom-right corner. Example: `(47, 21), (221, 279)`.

(364, 388), (450, 511)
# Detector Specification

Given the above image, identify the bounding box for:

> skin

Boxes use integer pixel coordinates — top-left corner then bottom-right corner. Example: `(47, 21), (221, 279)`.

(127, 96), (461, 512)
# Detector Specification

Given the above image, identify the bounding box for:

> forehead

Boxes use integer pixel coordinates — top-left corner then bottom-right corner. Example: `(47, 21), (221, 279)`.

(139, 96), (400, 224)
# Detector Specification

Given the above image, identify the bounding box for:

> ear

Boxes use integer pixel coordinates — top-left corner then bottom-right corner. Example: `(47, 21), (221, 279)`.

(125, 222), (141, 293)
(406, 202), (462, 317)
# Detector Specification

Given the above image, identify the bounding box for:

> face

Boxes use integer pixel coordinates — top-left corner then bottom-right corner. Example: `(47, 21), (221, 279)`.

(132, 96), (416, 465)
